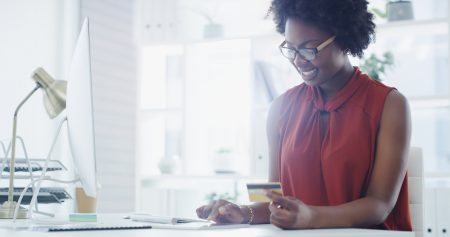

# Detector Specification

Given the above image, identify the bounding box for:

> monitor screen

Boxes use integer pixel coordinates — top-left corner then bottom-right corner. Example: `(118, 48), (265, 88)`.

(66, 18), (97, 197)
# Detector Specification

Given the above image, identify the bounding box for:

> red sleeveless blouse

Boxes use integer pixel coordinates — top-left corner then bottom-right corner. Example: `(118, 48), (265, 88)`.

(278, 67), (412, 230)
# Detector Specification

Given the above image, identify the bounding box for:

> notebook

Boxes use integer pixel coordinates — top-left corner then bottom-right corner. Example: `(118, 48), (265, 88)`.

(126, 213), (210, 224)
(149, 222), (250, 230)
(126, 214), (249, 230)
(27, 223), (152, 232)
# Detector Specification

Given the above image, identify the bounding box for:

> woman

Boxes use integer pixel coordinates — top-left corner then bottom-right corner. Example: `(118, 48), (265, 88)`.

(196, 0), (412, 230)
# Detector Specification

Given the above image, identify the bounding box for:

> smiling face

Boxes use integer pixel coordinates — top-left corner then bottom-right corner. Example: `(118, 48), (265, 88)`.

(284, 18), (349, 88)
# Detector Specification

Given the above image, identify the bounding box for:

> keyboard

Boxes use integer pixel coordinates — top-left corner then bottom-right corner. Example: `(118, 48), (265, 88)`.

(0, 187), (71, 204)
(2, 165), (63, 172)
(1, 159), (64, 172)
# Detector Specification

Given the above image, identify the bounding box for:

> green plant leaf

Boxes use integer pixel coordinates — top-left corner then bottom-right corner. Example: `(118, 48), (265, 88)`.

(370, 7), (387, 19)
(360, 51), (395, 81)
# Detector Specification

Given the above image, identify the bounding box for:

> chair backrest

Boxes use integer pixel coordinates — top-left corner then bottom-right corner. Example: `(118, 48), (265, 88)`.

(408, 147), (424, 237)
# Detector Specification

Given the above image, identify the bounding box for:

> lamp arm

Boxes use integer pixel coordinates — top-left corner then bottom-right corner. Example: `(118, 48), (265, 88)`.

(7, 84), (42, 203)
(13, 84), (41, 117)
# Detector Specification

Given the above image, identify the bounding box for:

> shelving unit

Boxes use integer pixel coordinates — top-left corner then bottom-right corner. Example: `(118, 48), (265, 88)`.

(0, 139), (72, 208)
(377, 18), (447, 31)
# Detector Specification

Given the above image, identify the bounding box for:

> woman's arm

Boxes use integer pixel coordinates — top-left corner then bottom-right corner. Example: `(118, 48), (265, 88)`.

(267, 90), (412, 229)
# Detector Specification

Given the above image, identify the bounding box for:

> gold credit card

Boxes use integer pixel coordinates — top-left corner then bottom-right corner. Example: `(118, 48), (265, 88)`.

(247, 182), (283, 202)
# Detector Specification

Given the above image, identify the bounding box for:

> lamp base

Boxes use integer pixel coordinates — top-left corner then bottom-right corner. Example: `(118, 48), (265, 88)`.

(0, 201), (30, 219)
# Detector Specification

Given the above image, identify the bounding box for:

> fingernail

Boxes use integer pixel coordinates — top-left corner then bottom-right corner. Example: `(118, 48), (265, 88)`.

(218, 206), (226, 214)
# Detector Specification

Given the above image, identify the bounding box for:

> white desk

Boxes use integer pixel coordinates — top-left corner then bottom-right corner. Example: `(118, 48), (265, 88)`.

(0, 214), (415, 237)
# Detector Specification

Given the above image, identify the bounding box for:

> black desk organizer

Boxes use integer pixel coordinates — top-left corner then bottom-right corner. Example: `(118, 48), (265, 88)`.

(0, 158), (71, 204)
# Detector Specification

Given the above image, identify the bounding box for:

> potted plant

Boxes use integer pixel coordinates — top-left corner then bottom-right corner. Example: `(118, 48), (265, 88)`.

(360, 51), (395, 81)
(370, 7), (387, 20)
(158, 155), (181, 174)
(387, 0), (414, 21)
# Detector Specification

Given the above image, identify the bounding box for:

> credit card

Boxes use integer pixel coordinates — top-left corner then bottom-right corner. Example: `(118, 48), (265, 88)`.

(246, 182), (283, 202)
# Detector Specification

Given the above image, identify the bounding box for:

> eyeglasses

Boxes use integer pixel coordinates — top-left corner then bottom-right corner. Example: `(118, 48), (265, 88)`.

(279, 36), (336, 61)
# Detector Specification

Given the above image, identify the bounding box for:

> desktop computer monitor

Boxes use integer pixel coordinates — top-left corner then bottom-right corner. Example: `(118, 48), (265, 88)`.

(66, 18), (97, 198)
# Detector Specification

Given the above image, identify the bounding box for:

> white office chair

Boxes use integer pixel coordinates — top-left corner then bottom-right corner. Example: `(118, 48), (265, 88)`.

(408, 147), (424, 237)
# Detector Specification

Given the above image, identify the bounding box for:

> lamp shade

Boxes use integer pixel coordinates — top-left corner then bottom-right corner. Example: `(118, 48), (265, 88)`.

(31, 67), (67, 118)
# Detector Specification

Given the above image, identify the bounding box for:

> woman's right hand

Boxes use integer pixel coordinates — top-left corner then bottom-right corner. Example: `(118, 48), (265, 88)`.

(196, 199), (249, 224)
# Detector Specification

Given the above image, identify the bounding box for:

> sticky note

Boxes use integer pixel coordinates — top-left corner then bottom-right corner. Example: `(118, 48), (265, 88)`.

(69, 213), (97, 222)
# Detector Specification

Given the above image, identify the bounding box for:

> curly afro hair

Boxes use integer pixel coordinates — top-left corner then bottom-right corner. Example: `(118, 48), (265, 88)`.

(269, 0), (375, 58)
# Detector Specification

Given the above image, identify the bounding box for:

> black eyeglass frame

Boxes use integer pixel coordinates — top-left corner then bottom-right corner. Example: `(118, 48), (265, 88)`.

(279, 36), (336, 61)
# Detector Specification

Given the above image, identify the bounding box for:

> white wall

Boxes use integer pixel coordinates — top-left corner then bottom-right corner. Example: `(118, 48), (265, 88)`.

(0, 0), (139, 214)
(0, 0), (58, 157)
(0, 0), (79, 166)
(0, 0), (80, 215)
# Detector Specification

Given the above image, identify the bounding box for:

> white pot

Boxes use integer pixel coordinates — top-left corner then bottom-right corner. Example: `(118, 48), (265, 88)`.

(212, 153), (237, 174)
(387, 0), (414, 21)
(158, 156), (181, 174)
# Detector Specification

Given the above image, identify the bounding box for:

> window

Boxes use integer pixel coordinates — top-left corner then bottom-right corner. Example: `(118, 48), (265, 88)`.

(138, 40), (254, 176)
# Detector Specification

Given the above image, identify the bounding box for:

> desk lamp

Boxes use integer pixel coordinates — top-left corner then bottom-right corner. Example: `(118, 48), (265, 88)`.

(0, 67), (66, 219)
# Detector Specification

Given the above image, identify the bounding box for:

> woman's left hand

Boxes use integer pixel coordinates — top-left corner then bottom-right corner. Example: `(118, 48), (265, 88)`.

(266, 191), (316, 229)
